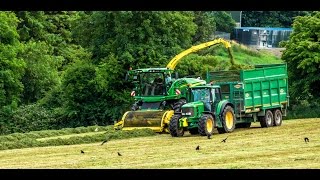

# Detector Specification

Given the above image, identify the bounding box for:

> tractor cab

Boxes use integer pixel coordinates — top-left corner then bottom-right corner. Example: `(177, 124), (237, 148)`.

(189, 85), (222, 112)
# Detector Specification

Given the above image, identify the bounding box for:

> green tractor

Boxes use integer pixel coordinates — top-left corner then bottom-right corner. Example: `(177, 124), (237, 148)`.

(169, 84), (235, 136)
(114, 38), (234, 133)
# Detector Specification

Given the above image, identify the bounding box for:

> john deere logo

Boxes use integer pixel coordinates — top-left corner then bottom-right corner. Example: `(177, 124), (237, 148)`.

(234, 84), (242, 89)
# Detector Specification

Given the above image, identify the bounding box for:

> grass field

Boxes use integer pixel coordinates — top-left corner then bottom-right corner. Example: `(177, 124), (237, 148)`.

(0, 118), (319, 169)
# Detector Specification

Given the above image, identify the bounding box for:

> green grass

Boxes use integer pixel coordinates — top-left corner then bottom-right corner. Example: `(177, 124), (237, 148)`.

(0, 118), (319, 168)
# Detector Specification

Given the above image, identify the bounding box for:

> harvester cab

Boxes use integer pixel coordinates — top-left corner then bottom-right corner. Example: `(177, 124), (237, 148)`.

(114, 38), (233, 133)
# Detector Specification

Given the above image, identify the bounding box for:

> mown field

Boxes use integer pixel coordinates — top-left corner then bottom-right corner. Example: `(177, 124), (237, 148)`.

(0, 118), (319, 169)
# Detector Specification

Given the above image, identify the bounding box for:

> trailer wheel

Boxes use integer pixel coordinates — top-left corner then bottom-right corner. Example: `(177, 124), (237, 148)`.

(217, 105), (236, 134)
(273, 109), (282, 126)
(198, 114), (215, 136)
(189, 128), (199, 135)
(260, 110), (273, 128)
(173, 99), (187, 112)
(169, 114), (184, 137)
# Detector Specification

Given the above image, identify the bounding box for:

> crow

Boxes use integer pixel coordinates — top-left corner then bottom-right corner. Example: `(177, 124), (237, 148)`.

(101, 139), (108, 145)
(221, 136), (228, 143)
(117, 152), (122, 156)
(207, 134), (211, 139)
(304, 137), (309, 143)
(81, 150), (85, 154)
(196, 145), (200, 150)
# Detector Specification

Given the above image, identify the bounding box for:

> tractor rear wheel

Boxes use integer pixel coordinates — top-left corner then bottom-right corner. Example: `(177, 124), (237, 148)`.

(273, 109), (282, 126)
(198, 114), (215, 136)
(173, 99), (187, 112)
(217, 105), (236, 134)
(169, 114), (184, 137)
(260, 110), (273, 128)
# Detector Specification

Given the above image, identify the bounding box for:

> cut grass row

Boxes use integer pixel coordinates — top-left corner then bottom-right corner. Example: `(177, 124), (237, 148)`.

(0, 125), (156, 150)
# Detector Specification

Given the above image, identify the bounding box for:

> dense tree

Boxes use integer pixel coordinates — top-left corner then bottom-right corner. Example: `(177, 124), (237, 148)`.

(212, 11), (236, 33)
(281, 12), (320, 104)
(0, 12), (25, 109)
(16, 11), (91, 104)
(192, 11), (216, 43)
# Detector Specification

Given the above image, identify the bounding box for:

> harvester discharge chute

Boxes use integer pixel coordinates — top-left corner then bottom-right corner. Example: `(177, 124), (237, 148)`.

(114, 38), (233, 133)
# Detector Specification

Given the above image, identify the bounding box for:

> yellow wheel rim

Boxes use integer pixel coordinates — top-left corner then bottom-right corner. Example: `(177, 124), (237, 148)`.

(225, 111), (234, 129)
(206, 118), (213, 133)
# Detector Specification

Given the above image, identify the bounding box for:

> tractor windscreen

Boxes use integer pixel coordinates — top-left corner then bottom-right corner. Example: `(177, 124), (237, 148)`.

(191, 88), (211, 102)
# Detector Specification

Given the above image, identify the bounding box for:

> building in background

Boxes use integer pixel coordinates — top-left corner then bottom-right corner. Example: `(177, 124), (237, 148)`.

(232, 27), (292, 48)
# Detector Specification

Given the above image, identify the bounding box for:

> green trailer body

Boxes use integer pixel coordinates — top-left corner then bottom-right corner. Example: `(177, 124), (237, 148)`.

(206, 63), (289, 123)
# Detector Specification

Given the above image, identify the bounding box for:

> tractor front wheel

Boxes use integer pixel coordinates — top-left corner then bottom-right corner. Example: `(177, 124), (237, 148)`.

(169, 114), (184, 137)
(198, 114), (215, 136)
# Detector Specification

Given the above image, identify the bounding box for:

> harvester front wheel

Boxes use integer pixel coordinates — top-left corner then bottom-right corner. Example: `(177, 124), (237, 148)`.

(173, 99), (187, 112)
(259, 110), (273, 128)
(273, 109), (282, 126)
(169, 114), (184, 137)
(217, 105), (236, 134)
(198, 114), (215, 136)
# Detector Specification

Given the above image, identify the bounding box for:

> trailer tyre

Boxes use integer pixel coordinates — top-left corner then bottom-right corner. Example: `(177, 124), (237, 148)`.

(173, 99), (187, 112)
(198, 114), (215, 136)
(169, 114), (184, 137)
(260, 110), (273, 128)
(273, 109), (282, 126)
(217, 105), (236, 134)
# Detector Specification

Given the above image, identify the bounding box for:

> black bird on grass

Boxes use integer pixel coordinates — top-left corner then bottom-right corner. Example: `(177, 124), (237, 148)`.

(221, 136), (228, 143)
(101, 139), (108, 145)
(117, 152), (122, 156)
(304, 137), (309, 143)
(207, 134), (211, 139)
(196, 145), (200, 150)
(81, 150), (85, 154)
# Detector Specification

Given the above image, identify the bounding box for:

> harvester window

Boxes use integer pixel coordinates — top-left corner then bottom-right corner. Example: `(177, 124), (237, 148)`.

(142, 73), (164, 96)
